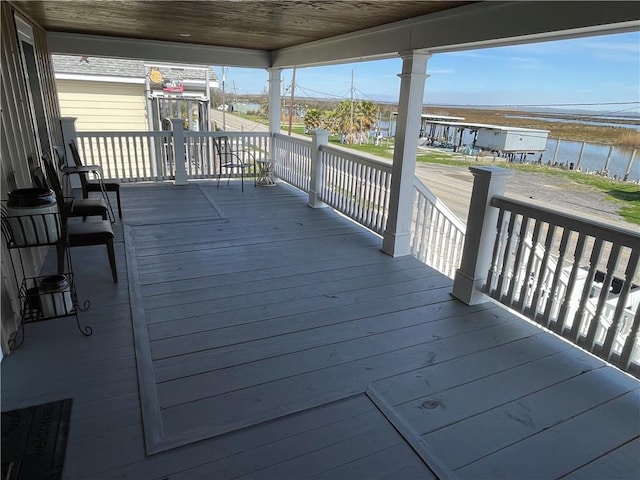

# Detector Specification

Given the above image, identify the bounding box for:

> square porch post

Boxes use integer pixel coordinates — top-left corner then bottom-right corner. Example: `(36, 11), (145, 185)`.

(382, 50), (431, 257)
(267, 68), (282, 181)
(308, 129), (330, 208)
(268, 68), (282, 135)
(170, 118), (188, 185)
(452, 166), (513, 305)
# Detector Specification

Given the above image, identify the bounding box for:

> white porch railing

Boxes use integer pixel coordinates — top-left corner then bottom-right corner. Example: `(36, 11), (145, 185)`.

(453, 166), (640, 376)
(183, 131), (271, 179)
(74, 129), (271, 182)
(485, 195), (640, 374)
(411, 179), (466, 279)
(272, 133), (313, 192)
(318, 145), (392, 236)
(75, 131), (173, 182)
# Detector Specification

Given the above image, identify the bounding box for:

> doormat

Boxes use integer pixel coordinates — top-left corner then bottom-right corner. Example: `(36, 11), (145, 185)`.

(1, 398), (73, 480)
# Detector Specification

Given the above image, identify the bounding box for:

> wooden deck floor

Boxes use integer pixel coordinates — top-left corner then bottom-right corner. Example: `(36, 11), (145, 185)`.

(2, 180), (639, 479)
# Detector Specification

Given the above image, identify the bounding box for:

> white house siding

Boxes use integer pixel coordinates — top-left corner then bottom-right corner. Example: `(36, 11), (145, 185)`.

(476, 128), (548, 153)
(57, 80), (148, 132)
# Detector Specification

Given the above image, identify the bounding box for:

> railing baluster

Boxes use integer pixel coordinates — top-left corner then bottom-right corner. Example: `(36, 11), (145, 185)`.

(603, 248), (640, 361)
(530, 223), (558, 321)
(416, 194), (428, 260)
(506, 216), (530, 307)
(570, 238), (603, 343)
(542, 227), (571, 327)
(619, 305), (640, 373)
(502, 212), (521, 299)
(585, 243), (622, 350)
(486, 208), (505, 296)
(516, 219), (543, 310)
(556, 234), (587, 335)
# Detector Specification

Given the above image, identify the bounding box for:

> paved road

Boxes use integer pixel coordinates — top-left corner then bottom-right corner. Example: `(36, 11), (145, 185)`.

(210, 110), (269, 133)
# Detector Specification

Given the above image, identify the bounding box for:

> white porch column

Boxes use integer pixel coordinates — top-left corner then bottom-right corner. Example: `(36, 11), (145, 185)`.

(382, 50), (430, 257)
(268, 68), (282, 135)
(170, 118), (187, 185)
(452, 166), (513, 305)
(308, 129), (329, 208)
(60, 117), (81, 188)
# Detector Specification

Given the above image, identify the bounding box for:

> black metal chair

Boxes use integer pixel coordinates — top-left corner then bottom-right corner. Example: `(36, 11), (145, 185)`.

(66, 140), (122, 219)
(214, 136), (255, 192)
(41, 155), (117, 283)
(41, 154), (110, 221)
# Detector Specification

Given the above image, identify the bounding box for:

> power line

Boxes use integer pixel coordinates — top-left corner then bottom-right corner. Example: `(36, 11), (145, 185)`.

(430, 101), (640, 108)
(292, 84), (350, 100)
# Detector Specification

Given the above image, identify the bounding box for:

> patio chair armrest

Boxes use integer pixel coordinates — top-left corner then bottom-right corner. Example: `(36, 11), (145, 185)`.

(61, 164), (104, 175)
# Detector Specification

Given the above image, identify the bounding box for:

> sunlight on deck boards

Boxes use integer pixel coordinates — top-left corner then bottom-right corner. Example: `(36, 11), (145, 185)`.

(2, 180), (638, 479)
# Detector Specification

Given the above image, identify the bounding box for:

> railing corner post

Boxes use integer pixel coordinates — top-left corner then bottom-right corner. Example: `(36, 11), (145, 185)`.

(170, 118), (187, 185)
(308, 129), (329, 208)
(452, 166), (513, 305)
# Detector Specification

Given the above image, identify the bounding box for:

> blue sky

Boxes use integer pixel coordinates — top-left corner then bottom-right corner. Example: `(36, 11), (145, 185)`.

(216, 31), (640, 114)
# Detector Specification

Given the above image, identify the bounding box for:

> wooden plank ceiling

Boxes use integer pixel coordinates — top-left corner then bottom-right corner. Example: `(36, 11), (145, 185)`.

(10, 0), (476, 51)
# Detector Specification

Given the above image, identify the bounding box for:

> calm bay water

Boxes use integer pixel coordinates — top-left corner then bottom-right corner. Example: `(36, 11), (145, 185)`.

(541, 139), (638, 182)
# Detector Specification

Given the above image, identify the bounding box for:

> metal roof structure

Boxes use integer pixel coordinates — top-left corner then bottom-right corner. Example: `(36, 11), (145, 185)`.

(427, 120), (550, 134)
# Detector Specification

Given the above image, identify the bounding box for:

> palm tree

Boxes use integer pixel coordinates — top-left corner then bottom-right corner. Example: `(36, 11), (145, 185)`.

(335, 100), (379, 144)
(357, 100), (379, 132)
(304, 108), (323, 132)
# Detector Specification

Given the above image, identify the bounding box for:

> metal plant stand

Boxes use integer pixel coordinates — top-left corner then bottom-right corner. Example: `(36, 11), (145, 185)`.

(1, 206), (91, 350)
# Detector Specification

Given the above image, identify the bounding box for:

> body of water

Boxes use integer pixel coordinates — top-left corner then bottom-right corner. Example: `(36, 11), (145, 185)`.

(541, 139), (638, 181)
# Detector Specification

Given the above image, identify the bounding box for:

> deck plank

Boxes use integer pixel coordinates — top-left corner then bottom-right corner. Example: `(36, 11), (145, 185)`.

(562, 437), (640, 479)
(425, 367), (639, 470)
(456, 389), (640, 479)
(309, 442), (437, 480)
(393, 347), (605, 435)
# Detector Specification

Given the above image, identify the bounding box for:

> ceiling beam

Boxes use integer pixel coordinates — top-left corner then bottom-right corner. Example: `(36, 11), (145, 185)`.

(272, 1), (640, 68)
(47, 32), (270, 68)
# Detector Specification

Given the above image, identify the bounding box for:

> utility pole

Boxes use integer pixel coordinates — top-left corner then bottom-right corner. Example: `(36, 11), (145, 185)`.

(288, 67), (296, 135)
(221, 66), (226, 131)
(350, 70), (354, 142)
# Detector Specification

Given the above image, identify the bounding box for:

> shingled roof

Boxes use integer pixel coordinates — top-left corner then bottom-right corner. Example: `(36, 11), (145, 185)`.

(52, 54), (217, 82)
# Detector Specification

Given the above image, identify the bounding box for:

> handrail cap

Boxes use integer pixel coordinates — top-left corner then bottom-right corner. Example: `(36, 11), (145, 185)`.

(469, 166), (513, 177)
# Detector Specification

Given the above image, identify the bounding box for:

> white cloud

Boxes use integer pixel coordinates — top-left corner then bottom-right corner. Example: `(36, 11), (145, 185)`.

(507, 56), (544, 70)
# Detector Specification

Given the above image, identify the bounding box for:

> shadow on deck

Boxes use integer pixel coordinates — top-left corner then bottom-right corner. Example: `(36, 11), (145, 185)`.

(2, 180), (638, 479)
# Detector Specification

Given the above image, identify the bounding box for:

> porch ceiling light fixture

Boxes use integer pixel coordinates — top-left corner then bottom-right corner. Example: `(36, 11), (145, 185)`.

(179, 33), (191, 37)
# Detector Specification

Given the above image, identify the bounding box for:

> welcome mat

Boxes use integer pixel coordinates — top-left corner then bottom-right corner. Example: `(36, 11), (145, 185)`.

(1, 398), (73, 480)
